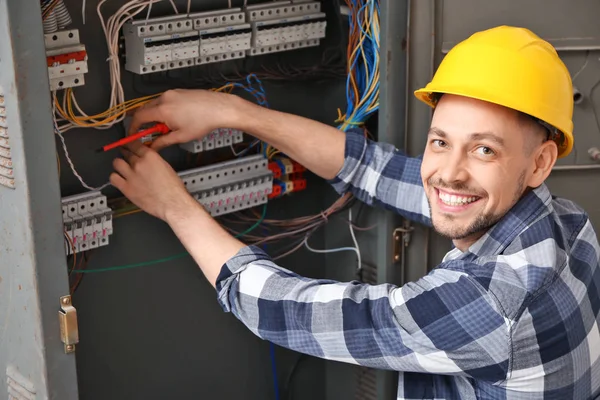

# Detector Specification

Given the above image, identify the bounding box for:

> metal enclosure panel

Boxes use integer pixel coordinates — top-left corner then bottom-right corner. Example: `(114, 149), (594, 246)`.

(404, 0), (600, 275)
(0, 0), (78, 399)
(372, 0), (410, 398)
(439, 0), (600, 52)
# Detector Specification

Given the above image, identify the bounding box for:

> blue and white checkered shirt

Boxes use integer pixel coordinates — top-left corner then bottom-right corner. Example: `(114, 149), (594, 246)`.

(216, 129), (600, 399)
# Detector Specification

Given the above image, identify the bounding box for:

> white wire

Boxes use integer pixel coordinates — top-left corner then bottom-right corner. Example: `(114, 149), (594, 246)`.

(82, 0), (86, 24)
(52, 92), (110, 191)
(145, 2), (153, 24)
(302, 209), (362, 271)
(348, 208), (362, 270)
(303, 236), (361, 271)
(230, 143), (244, 156)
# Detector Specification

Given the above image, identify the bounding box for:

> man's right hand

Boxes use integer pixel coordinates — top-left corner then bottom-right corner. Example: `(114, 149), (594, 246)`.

(130, 85), (346, 181)
(129, 89), (242, 151)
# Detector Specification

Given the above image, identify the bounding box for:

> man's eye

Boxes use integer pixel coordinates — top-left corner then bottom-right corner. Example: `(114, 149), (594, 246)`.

(432, 139), (446, 148)
(476, 146), (495, 156)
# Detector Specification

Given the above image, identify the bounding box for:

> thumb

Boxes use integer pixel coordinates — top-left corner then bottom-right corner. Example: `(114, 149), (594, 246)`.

(150, 131), (180, 151)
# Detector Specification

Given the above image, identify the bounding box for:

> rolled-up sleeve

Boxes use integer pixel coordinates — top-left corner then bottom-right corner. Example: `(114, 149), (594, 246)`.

(216, 246), (510, 381)
(327, 129), (431, 226)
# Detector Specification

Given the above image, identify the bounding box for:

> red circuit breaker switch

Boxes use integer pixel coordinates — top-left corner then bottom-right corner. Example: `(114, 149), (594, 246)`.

(46, 49), (88, 67)
(44, 30), (89, 91)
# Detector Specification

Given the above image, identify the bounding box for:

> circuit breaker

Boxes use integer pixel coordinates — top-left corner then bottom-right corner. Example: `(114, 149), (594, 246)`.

(62, 191), (113, 255)
(246, 1), (326, 55)
(44, 29), (88, 90)
(179, 128), (244, 153)
(123, 8), (253, 74)
(179, 154), (273, 216)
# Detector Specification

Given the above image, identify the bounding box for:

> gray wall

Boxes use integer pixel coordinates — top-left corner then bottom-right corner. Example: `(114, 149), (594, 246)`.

(403, 0), (600, 277)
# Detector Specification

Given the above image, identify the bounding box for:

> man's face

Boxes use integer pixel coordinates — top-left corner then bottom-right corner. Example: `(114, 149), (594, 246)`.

(421, 95), (537, 248)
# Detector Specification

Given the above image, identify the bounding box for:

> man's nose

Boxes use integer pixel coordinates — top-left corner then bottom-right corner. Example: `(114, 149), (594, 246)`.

(439, 151), (469, 184)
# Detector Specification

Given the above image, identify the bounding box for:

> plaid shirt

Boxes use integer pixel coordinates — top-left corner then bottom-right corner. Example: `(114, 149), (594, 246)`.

(216, 129), (600, 399)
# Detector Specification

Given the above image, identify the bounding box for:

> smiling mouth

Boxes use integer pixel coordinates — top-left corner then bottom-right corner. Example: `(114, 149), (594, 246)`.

(436, 188), (481, 207)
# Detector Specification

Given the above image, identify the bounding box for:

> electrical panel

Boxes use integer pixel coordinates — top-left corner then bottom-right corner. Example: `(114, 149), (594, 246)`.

(246, 1), (326, 56)
(123, 2), (327, 74)
(61, 191), (113, 255)
(179, 128), (244, 153)
(0, 85), (13, 189)
(178, 154), (272, 217)
(45, 29), (88, 91)
(123, 8), (252, 74)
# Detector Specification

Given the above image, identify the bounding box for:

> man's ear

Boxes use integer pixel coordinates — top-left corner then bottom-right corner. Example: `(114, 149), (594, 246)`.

(527, 140), (558, 187)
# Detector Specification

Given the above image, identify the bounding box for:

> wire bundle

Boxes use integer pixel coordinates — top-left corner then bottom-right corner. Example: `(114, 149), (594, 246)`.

(57, 0), (380, 275)
(337, 0), (380, 132)
(41, 0), (72, 33)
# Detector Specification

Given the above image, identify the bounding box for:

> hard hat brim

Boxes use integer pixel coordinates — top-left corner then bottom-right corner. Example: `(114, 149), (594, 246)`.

(414, 88), (574, 159)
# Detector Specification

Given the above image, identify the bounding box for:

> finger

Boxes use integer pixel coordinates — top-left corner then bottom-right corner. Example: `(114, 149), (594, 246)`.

(120, 147), (140, 165)
(112, 158), (133, 179)
(129, 98), (163, 135)
(125, 140), (151, 157)
(109, 172), (128, 192)
(150, 131), (179, 151)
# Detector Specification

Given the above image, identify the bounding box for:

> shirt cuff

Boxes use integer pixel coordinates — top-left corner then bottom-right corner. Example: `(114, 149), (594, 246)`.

(215, 244), (271, 312)
(326, 128), (368, 194)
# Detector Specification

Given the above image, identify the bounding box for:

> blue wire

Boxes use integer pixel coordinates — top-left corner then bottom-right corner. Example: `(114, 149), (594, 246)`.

(339, 0), (380, 132)
(270, 342), (280, 400)
(223, 74), (271, 158)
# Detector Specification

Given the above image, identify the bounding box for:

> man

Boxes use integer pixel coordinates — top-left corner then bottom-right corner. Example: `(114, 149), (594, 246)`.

(111, 26), (600, 399)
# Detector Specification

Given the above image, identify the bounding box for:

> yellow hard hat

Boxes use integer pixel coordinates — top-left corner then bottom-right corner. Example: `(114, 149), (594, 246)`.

(414, 25), (574, 158)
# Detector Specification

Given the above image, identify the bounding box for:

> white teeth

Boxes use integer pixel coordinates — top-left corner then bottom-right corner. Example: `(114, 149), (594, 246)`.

(438, 191), (478, 206)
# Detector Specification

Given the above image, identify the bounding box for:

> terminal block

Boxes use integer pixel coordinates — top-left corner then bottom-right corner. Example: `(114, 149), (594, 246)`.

(123, 8), (251, 74)
(62, 191), (113, 255)
(178, 154), (272, 216)
(45, 29), (88, 90)
(179, 128), (244, 153)
(246, 1), (326, 56)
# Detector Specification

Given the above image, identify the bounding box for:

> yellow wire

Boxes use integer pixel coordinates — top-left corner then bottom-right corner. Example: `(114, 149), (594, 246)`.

(57, 83), (236, 128)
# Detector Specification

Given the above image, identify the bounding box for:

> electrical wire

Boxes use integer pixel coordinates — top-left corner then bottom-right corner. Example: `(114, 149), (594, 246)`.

(348, 208), (361, 271)
(70, 203), (268, 273)
(62, 0), (380, 279)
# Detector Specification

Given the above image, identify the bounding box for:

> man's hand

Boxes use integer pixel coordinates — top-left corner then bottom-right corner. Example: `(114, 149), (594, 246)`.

(110, 141), (246, 287)
(130, 89), (243, 151)
(110, 141), (196, 222)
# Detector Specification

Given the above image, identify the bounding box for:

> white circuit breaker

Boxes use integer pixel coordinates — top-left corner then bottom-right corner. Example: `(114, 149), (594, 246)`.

(62, 191), (113, 255)
(45, 29), (89, 91)
(123, 8), (252, 74)
(246, 1), (326, 56)
(179, 128), (244, 153)
(178, 154), (272, 217)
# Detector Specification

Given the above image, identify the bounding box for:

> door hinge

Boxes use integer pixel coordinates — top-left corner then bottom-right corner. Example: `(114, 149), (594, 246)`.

(58, 295), (79, 354)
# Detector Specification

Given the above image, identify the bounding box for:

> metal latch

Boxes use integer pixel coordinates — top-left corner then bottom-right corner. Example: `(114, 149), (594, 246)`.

(58, 295), (79, 354)
(393, 222), (414, 262)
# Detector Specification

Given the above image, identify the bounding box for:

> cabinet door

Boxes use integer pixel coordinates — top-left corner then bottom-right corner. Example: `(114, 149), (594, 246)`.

(0, 1), (79, 399)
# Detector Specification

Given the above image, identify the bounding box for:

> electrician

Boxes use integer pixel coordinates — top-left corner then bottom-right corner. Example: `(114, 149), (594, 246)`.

(111, 26), (600, 399)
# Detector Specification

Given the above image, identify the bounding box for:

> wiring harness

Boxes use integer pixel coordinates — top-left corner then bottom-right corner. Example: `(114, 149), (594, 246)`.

(55, 0), (380, 279)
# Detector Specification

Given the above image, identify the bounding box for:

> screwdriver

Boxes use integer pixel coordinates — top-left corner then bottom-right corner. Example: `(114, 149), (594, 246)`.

(96, 123), (170, 152)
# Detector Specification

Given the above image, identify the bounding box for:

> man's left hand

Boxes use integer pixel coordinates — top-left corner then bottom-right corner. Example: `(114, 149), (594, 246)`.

(110, 142), (195, 222)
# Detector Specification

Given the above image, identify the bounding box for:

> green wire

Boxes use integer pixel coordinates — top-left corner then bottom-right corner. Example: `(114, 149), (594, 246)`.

(71, 204), (268, 273)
